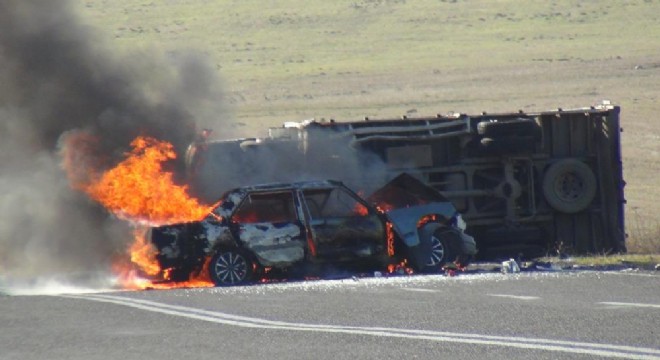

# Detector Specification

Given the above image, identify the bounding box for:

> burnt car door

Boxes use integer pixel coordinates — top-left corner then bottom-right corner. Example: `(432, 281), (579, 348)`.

(230, 190), (307, 267)
(150, 221), (210, 281)
(301, 186), (385, 261)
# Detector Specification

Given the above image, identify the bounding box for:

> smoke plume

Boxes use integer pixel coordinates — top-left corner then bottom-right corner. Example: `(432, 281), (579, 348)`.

(0, 0), (226, 288)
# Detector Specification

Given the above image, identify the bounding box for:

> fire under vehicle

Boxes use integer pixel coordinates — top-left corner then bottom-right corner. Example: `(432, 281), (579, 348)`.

(187, 102), (626, 258)
(150, 174), (476, 286)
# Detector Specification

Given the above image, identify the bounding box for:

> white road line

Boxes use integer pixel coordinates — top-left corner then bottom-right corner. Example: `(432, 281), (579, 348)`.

(602, 272), (659, 278)
(599, 302), (660, 309)
(401, 288), (438, 293)
(488, 294), (540, 301)
(62, 294), (660, 359)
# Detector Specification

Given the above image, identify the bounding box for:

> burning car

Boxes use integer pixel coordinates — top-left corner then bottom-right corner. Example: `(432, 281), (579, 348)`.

(150, 173), (476, 286)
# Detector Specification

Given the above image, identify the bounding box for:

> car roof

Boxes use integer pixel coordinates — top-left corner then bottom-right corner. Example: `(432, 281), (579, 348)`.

(210, 179), (349, 218)
(229, 179), (344, 193)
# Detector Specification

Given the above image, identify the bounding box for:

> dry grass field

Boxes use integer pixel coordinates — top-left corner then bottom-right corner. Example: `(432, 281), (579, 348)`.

(76, 0), (660, 253)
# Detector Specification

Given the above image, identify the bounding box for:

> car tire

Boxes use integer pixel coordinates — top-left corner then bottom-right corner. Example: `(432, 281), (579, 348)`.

(412, 227), (461, 273)
(542, 159), (597, 214)
(208, 248), (254, 286)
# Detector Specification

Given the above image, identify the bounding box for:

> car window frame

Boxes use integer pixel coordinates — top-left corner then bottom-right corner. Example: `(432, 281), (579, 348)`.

(231, 190), (299, 224)
(301, 186), (372, 220)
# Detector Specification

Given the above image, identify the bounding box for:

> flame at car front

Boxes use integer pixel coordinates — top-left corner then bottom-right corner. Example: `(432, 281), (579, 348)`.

(62, 134), (214, 289)
(71, 136), (210, 224)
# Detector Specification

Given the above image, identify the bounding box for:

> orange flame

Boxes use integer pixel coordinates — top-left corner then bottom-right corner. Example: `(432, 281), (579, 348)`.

(385, 222), (395, 257)
(387, 259), (414, 275)
(417, 214), (438, 228)
(63, 134), (214, 289)
(353, 191), (369, 216)
(353, 203), (369, 216)
(84, 136), (209, 224)
(376, 203), (394, 213)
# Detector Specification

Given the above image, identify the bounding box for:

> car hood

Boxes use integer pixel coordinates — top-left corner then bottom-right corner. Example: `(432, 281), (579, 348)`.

(368, 173), (451, 207)
(368, 173), (458, 247)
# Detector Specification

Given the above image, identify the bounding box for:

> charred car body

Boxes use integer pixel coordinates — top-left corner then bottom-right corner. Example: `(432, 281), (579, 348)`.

(150, 173), (476, 286)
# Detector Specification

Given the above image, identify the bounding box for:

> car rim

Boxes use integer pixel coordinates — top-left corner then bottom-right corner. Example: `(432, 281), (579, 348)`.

(213, 252), (248, 285)
(426, 235), (445, 266)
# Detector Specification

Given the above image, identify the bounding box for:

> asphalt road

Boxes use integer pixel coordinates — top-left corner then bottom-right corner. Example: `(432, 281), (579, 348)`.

(2, 270), (659, 360)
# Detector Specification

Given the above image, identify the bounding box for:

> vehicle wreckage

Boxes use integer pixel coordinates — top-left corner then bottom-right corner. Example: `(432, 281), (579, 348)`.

(186, 102), (626, 258)
(150, 173), (476, 286)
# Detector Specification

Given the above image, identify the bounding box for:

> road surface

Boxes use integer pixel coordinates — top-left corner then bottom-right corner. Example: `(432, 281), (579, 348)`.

(2, 270), (659, 359)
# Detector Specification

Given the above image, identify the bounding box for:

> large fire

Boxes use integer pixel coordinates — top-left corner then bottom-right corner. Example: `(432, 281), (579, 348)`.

(63, 134), (213, 289)
(61, 134), (430, 290)
(83, 136), (209, 224)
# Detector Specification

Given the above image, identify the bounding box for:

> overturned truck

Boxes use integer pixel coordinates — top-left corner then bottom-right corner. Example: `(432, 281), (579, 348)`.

(188, 102), (625, 258)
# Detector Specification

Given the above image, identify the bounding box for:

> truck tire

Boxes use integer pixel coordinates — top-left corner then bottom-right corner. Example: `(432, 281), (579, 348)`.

(480, 135), (537, 154)
(542, 159), (597, 214)
(477, 118), (538, 138)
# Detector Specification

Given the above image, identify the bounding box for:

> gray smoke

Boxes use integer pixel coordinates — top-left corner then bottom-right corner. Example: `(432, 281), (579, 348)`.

(0, 0), (227, 287)
(190, 128), (391, 203)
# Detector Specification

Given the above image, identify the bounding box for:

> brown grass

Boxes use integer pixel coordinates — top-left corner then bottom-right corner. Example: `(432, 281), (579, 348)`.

(627, 211), (660, 254)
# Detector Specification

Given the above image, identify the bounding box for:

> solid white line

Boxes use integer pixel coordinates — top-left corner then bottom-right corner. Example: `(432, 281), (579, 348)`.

(62, 294), (660, 359)
(599, 302), (660, 309)
(488, 294), (540, 301)
(401, 288), (438, 293)
(601, 272), (659, 278)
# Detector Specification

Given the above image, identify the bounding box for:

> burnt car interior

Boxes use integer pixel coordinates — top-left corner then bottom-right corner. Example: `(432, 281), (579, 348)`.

(302, 188), (369, 219)
(303, 188), (384, 259)
(233, 191), (297, 224)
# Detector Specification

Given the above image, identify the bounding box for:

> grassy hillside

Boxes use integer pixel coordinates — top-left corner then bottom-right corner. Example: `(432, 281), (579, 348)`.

(77, 0), (660, 252)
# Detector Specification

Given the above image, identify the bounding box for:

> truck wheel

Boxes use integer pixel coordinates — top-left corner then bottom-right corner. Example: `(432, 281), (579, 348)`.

(413, 227), (461, 273)
(477, 118), (538, 138)
(542, 159), (597, 214)
(209, 248), (254, 286)
(480, 135), (537, 154)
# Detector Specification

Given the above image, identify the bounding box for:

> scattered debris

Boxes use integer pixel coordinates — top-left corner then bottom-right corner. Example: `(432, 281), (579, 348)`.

(534, 263), (563, 271)
(501, 259), (521, 274)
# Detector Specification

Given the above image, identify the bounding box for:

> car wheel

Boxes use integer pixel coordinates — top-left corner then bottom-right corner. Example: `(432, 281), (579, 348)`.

(542, 159), (597, 214)
(208, 249), (254, 286)
(413, 227), (461, 273)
